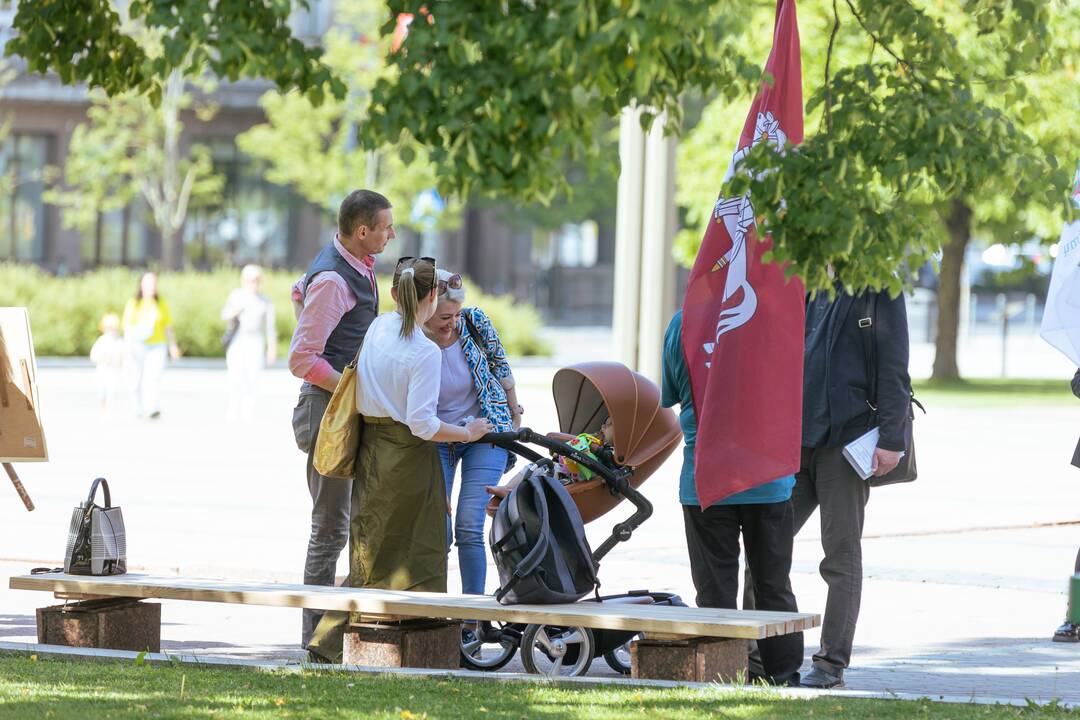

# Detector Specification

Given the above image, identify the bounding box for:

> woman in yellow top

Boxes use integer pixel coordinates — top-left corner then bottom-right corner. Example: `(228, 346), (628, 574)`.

(122, 272), (181, 419)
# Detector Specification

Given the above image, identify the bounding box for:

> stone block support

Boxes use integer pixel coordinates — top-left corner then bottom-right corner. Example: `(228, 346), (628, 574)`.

(343, 619), (460, 669)
(36, 598), (161, 653)
(630, 636), (748, 683)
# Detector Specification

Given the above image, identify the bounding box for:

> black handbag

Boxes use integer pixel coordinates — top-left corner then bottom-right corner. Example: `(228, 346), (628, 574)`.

(858, 294), (923, 487)
(63, 477), (127, 576)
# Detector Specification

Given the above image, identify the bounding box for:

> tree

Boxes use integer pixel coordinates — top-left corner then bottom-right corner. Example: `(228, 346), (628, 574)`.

(926, 6), (1080, 380)
(5, 0), (345, 106)
(671, 0), (1071, 302)
(42, 5), (228, 270)
(362, 2), (759, 203)
(235, 0), (446, 228)
(47, 74), (225, 269)
(358, 0), (1073, 307)
(677, 2), (1078, 380)
(42, 117), (134, 266)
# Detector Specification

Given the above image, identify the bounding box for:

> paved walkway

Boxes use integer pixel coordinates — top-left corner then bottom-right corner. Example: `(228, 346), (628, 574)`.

(2, 361), (1079, 704)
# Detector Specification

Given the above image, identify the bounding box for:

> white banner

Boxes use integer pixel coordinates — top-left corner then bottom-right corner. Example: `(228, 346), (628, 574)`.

(1040, 164), (1080, 366)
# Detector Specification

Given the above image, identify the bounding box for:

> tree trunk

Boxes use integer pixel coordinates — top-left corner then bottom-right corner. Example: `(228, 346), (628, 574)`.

(160, 224), (183, 269)
(931, 199), (972, 382)
(158, 69), (185, 270)
(120, 203), (131, 266)
(93, 210), (104, 267)
(161, 228), (181, 270)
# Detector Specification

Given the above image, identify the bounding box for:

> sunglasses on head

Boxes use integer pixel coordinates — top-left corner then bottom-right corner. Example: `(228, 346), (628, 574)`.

(438, 274), (463, 295)
(396, 256), (436, 268)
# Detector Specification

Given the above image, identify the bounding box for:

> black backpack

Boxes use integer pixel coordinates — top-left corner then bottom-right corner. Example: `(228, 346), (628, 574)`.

(489, 466), (599, 605)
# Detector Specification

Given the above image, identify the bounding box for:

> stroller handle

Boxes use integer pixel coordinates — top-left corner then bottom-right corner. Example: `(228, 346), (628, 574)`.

(482, 428), (619, 485)
(482, 428), (654, 563)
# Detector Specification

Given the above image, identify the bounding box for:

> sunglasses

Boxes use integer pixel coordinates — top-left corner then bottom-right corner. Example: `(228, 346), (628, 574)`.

(438, 273), (463, 295)
(396, 256), (436, 268)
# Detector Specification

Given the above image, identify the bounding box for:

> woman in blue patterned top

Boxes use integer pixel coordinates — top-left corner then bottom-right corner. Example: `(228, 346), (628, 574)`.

(423, 269), (523, 596)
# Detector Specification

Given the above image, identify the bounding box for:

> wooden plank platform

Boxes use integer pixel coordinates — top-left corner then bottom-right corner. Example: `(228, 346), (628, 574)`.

(10, 573), (819, 640)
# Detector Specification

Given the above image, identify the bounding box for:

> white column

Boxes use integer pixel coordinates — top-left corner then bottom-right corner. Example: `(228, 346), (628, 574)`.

(612, 106), (647, 370)
(636, 114), (677, 385)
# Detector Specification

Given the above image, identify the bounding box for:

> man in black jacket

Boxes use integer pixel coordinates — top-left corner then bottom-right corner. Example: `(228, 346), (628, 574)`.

(797, 287), (910, 688)
(1052, 368), (1080, 642)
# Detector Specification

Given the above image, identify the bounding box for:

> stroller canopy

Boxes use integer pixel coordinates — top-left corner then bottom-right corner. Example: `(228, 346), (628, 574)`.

(551, 362), (681, 523)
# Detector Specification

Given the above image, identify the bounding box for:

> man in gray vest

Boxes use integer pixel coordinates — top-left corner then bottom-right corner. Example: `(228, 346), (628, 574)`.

(288, 189), (393, 647)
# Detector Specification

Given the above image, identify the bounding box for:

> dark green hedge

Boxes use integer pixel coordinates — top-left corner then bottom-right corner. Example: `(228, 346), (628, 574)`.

(0, 264), (550, 358)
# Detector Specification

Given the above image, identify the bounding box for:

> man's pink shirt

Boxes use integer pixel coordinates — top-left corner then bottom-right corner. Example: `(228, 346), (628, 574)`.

(287, 237), (378, 386)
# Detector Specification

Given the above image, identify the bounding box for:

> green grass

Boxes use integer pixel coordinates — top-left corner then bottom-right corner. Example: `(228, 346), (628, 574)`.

(0, 654), (1076, 719)
(912, 378), (1077, 407)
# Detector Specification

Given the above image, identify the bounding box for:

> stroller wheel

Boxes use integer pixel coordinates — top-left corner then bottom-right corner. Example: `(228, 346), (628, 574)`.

(520, 624), (594, 677)
(603, 634), (639, 675)
(459, 622), (517, 671)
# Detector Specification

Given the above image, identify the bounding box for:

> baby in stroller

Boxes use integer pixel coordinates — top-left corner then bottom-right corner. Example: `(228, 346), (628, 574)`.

(557, 416), (615, 484)
(502, 416), (616, 491)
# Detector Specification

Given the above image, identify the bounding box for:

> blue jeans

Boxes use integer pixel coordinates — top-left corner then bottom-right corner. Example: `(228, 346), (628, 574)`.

(438, 442), (509, 595)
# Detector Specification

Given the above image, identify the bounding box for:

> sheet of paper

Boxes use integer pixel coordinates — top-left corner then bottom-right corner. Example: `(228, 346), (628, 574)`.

(842, 427), (879, 480)
(843, 426), (905, 481)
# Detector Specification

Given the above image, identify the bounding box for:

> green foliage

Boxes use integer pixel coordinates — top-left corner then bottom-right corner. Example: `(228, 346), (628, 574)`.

(913, 377), (1077, 407)
(39, 3), (230, 269)
(42, 120), (134, 239)
(46, 77), (225, 268)
(364, 1), (759, 203)
(971, 257), (1050, 296)
(236, 0), (451, 230)
(0, 264), (549, 358)
(5, 0), (345, 106)
(676, 0), (1074, 295)
(0, 265), (296, 358)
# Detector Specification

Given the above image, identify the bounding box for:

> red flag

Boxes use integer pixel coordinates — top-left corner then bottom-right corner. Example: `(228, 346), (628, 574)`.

(681, 0), (805, 507)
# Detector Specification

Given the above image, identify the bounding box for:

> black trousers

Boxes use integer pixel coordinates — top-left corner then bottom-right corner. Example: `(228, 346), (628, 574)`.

(682, 501), (803, 685)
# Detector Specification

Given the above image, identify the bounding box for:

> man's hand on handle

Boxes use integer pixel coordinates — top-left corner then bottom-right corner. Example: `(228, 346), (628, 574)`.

(871, 447), (902, 477)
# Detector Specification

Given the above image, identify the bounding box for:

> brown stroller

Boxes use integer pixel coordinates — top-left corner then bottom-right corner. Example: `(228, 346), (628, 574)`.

(461, 361), (684, 676)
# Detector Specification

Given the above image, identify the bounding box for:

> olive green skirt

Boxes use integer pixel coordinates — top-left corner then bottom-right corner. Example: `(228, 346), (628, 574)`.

(307, 416), (447, 662)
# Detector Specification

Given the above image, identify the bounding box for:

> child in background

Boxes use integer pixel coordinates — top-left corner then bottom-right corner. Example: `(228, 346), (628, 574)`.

(90, 313), (126, 415)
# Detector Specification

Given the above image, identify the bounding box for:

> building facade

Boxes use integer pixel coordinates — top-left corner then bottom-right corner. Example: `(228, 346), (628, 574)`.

(0, 3), (619, 324)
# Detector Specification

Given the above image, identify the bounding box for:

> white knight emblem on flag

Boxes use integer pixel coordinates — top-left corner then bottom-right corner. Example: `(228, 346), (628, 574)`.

(703, 111), (788, 358)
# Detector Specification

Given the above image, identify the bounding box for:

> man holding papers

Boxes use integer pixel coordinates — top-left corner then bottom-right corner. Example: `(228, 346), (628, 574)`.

(796, 287), (910, 688)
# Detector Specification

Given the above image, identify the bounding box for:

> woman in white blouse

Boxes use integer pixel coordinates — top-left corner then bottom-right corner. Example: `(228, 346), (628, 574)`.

(307, 256), (491, 663)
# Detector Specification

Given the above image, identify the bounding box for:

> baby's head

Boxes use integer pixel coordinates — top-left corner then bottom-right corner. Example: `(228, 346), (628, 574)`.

(599, 416), (614, 445)
(100, 313), (120, 335)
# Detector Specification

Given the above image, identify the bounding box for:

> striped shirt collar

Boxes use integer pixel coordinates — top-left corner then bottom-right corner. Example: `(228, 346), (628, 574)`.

(334, 234), (376, 272)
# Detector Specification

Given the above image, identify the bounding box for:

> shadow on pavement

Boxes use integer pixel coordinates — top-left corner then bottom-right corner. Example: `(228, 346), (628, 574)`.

(847, 637), (1080, 701)
(0, 613), (36, 638)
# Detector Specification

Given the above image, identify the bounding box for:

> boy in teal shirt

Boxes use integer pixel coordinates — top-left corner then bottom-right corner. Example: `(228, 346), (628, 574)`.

(662, 310), (803, 686)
